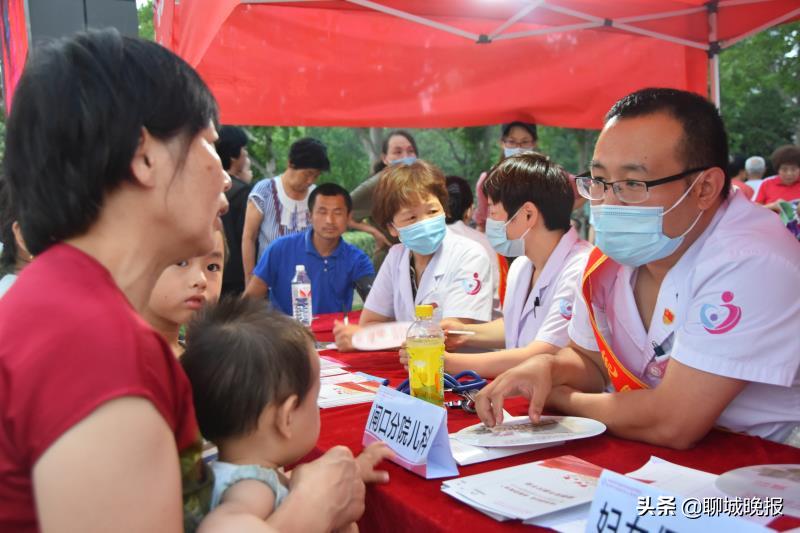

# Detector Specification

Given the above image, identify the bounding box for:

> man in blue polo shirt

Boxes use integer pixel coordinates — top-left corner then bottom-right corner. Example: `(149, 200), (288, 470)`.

(244, 183), (375, 315)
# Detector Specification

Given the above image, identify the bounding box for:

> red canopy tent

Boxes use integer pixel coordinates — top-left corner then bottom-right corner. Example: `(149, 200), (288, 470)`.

(154, 0), (799, 129)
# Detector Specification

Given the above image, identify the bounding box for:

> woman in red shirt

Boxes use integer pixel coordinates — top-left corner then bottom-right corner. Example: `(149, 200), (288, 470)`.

(0, 29), (363, 533)
(754, 145), (800, 210)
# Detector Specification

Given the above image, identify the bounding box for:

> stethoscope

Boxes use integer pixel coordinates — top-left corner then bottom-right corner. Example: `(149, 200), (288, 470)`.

(396, 370), (487, 413)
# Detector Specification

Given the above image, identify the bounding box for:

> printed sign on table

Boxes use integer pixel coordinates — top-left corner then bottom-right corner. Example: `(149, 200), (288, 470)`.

(363, 385), (458, 479)
(586, 469), (768, 533)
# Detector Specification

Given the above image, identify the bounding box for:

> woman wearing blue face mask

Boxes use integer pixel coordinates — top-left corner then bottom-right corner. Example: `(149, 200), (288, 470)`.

(334, 160), (493, 351)
(474, 122), (538, 232)
(424, 153), (591, 378)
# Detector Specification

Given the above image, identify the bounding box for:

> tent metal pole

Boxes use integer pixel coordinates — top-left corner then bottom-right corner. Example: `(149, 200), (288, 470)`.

(720, 7), (800, 48)
(612, 22), (709, 50)
(709, 3), (721, 109)
(543, 3), (604, 24)
(493, 21), (601, 41)
(243, 0), (320, 4)
(719, 0), (776, 7)
(616, 6), (706, 24)
(343, 0), (480, 41)
(488, 0), (545, 40)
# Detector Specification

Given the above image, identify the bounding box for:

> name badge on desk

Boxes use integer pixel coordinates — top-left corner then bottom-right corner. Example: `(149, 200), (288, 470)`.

(362, 385), (458, 479)
(587, 470), (767, 533)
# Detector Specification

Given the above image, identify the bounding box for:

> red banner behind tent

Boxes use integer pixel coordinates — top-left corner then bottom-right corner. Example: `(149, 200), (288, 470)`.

(0, 0), (29, 113)
(155, 0), (800, 129)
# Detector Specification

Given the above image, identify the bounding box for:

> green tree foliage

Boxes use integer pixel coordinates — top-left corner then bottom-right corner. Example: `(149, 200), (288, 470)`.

(137, 0), (154, 41)
(720, 21), (800, 161)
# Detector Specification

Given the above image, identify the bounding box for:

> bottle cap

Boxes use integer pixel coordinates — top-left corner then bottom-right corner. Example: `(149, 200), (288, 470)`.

(295, 265), (305, 271)
(415, 304), (433, 319)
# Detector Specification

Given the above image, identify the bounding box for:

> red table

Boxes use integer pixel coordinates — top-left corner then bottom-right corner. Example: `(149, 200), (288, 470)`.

(309, 313), (800, 532)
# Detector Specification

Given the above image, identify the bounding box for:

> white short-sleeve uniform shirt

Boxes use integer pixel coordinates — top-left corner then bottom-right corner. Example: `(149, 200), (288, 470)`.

(503, 228), (591, 349)
(364, 228), (493, 323)
(448, 220), (502, 314)
(568, 189), (800, 443)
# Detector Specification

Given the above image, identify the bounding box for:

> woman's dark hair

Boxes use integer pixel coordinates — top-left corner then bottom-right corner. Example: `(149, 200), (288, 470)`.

(0, 180), (18, 275)
(215, 126), (249, 171)
(445, 176), (473, 224)
(501, 122), (538, 141)
(373, 130), (419, 174)
(289, 137), (330, 172)
(3, 28), (219, 256)
(483, 152), (573, 232)
(181, 296), (315, 443)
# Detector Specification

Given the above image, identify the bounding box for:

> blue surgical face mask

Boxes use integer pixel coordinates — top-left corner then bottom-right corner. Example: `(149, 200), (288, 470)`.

(503, 147), (525, 158)
(395, 214), (446, 256)
(485, 208), (530, 257)
(391, 156), (417, 166)
(590, 174), (704, 267)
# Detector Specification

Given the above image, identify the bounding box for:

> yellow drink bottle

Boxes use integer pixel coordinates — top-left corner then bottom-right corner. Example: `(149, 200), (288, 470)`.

(405, 304), (445, 407)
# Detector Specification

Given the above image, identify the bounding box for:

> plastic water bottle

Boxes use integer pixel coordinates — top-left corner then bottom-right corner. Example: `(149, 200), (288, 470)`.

(291, 265), (313, 327)
(405, 304), (445, 406)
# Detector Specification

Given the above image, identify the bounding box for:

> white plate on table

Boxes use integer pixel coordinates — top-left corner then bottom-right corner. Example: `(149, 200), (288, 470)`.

(715, 464), (800, 517)
(452, 415), (606, 448)
(351, 321), (412, 351)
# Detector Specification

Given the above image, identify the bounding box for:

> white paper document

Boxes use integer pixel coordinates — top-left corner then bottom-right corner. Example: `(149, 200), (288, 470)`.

(318, 372), (381, 408)
(441, 455), (604, 521)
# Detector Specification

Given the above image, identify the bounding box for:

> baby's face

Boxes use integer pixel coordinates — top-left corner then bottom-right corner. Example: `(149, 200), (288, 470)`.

(286, 344), (321, 462)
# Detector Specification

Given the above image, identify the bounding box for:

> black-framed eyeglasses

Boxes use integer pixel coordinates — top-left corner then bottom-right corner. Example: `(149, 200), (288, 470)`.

(575, 166), (708, 204)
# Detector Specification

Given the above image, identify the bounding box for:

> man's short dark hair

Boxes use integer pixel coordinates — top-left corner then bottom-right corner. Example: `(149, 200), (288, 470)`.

(289, 137), (330, 172)
(3, 28), (218, 256)
(181, 296), (315, 444)
(771, 145), (800, 170)
(501, 122), (538, 141)
(216, 126), (248, 171)
(308, 182), (352, 213)
(482, 152), (573, 232)
(727, 154), (746, 178)
(445, 176), (473, 224)
(605, 88), (730, 197)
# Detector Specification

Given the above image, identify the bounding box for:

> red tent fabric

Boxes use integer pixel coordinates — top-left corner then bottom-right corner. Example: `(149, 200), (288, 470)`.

(0, 0), (30, 112)
(154, 0), (800, 128)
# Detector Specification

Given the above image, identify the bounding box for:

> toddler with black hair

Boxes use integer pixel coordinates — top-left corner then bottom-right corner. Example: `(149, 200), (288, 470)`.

(181, 297), (392, 528)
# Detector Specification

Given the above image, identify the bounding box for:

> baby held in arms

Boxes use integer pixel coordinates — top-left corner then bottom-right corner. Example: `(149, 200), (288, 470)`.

(181, 297), (393, 531)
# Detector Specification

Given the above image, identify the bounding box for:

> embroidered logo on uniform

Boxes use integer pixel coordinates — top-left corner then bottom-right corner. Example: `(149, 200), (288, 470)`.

(558, 298), (573, 320)
(662, 308), (675, 325)
(460, 273), (482, 295)
(700, 291), (742, 334)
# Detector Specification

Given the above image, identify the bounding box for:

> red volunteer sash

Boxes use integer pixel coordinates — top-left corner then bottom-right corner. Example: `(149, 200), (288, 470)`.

(581, 247), (649, 392)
